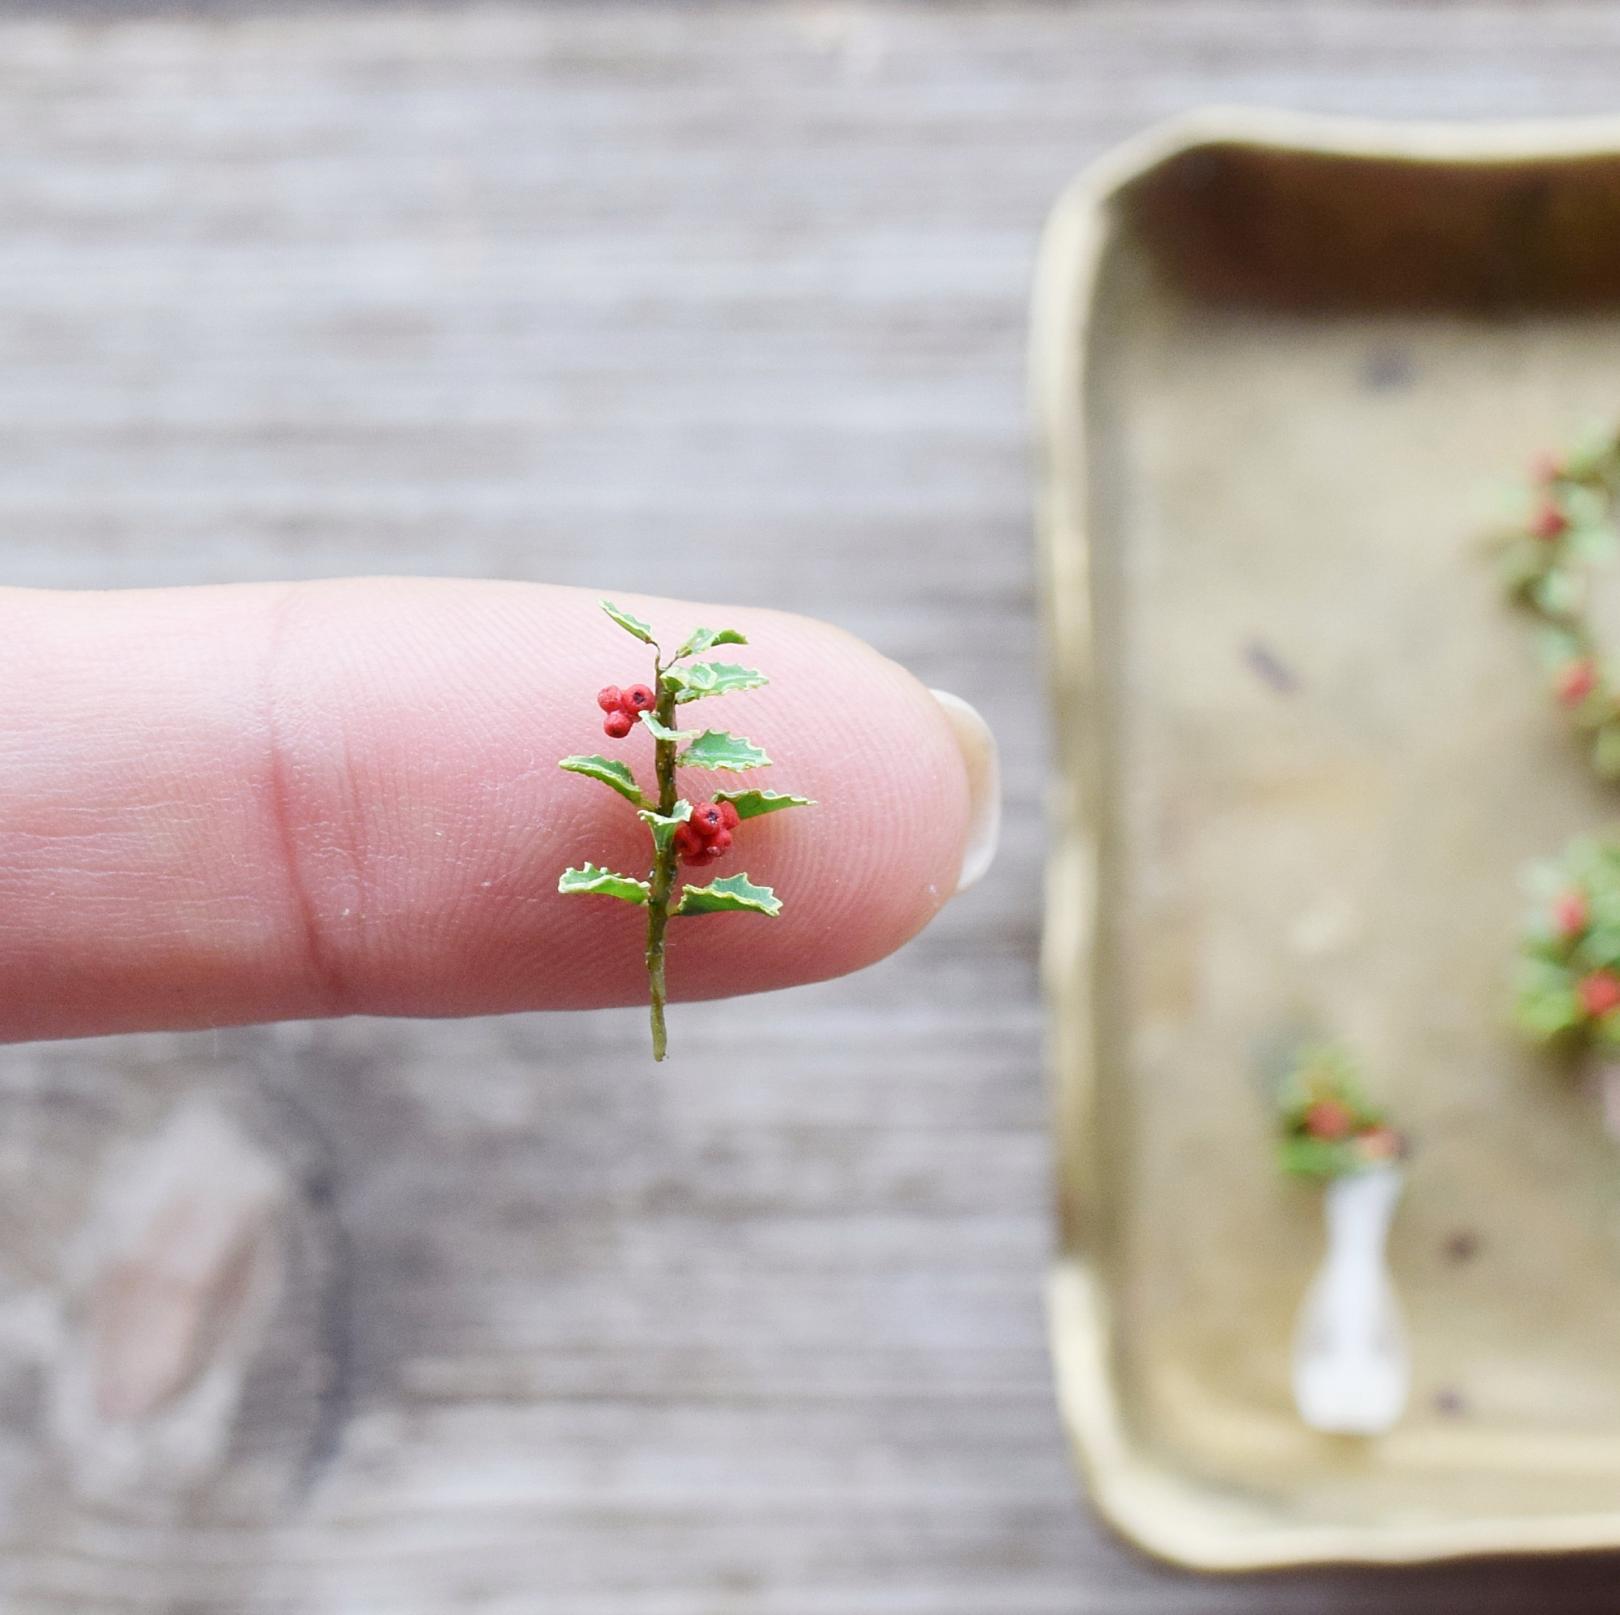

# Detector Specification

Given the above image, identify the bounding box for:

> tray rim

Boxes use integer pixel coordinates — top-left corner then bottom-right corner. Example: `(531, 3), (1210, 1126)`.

(1030, 105), (1620, 1573)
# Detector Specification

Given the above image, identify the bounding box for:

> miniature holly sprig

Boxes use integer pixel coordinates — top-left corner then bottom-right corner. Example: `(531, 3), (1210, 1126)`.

(1274, 1042), (1404, 1182)
(556, 600), (814, 1061)
(1514, 836), (1620, 1047)
(1494, 428), (1620, 778)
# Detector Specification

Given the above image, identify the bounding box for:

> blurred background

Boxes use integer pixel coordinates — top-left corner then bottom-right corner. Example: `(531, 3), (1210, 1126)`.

(5, 3), (1620, 1610)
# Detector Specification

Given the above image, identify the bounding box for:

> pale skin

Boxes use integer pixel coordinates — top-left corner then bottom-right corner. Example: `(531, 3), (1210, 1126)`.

(0, 579), (977, 1044)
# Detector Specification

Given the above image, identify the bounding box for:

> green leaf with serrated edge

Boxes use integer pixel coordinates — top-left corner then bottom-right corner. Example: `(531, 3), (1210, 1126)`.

(639, 711), (699, 743)
(557, 864), (651, 904)
(666, 661), (769, 703)
(676, 729), (770, 771)
(674, 872), (782, 917)
(599, 598), (657, 645)
(557, 754), (649, 807)
(637, 799), (693, 852)
(672, 626), (748, 661)
(713, 788), (815, 820)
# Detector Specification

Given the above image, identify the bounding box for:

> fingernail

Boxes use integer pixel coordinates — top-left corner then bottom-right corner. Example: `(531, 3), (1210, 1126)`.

(929, 689), (1000, 893)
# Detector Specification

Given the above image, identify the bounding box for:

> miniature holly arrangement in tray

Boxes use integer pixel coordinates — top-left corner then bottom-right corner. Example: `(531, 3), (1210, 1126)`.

(1495, 428), (1620, 778)
(557, 599), (813, 1061)
(1514, 836), (1620, 1049)
(1274, 1042), (1405, 1182)
(1272, 1040), (1410, 1436)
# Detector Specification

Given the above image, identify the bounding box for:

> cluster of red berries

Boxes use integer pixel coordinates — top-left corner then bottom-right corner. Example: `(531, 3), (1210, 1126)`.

(1557, 657), (1598, 708)
(1550, 887), (1620, 1020)
(1580, 970), (1620, 1021)
(673, 800), (740, 866)
(1530, 500), (1570, 542)
(1300, 1098), (1401, 1160)
(596, 683), (656, 739)
(1527, 454), (1572, 542)
(1581, 971), (1620, 1023)
(1554, 888), (1591, 939)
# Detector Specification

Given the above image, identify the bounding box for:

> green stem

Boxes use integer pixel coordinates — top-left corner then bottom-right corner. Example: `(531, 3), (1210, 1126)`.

(643, 665), (679, 1060)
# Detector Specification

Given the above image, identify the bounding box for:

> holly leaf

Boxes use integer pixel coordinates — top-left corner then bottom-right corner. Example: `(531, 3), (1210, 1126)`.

(1517, 982), (1582, 1039)
(1536, 623), (1586, 670)
(1276, 1136), (1358, 1181)
(666, 661), (768, 703)
(713, 787), (815, 820)
(639, 711), (700, 743)
(637, 798), (693, 852)
(672, 626), (748, 660)
(1498, 536), (1554, 596)
(1571, 522), (1620, 565)
(557, 754), (649, 808)
(1585, 921), (1620, 970)
(1531, 566), (1585, 620)
(558, 863), (651, 905)
(600, 598), (657, 645)
(1516, 954), (1583, 1039)
(1593, 724), (1620, 779)
(674, 872), (782, 917)
(677, 729), (770, 771)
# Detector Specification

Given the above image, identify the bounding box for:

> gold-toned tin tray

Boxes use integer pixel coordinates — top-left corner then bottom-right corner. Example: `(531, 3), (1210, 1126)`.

(1033, 110), (1620, 1571)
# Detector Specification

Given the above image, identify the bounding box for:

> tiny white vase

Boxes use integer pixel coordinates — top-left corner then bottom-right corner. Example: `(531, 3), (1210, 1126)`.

(1290, 1164), (1409, 1436)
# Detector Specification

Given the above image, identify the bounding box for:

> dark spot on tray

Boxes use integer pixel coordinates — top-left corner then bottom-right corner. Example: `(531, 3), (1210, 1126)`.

(1361, 345), (1416, 392)
(1443, 1229), (1480, 1264)
(1242, 639), (1299, 695)
(1433, 1386), (1468, 1418)
(1173, 148), (1224, 192)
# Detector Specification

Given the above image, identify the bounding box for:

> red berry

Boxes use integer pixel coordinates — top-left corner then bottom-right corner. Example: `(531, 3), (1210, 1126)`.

(1579, 970), (1620, 1019)
(596, 685), (623, 712)
(1530, 500), (1570, 541)
(1558, 658), (1598, 707)
(1555, 889), (1591, 940)
(673, 822), (703, 860)
(705, 826), (732, 856)
(622, 684), (655, 714)
(603, 709), (634, 739)
(718, 800), (740, 830)
(1303, 1099), (1354, 1142)
(691, 802), (725, 838)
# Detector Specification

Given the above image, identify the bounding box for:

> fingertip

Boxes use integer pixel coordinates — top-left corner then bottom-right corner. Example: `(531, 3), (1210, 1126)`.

(927, 689), (1001, 893)
(0, 580), (998, 1038)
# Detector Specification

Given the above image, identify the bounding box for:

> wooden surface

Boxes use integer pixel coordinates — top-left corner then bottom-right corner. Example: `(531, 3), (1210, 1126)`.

(5, 3), (1620, 1610)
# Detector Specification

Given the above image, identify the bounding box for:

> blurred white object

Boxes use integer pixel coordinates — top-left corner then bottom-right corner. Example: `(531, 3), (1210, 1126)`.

(1291, 1164), (1409, 1436)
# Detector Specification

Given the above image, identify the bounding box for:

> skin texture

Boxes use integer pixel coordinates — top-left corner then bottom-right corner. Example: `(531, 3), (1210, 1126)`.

(0, 579), (974, 1042)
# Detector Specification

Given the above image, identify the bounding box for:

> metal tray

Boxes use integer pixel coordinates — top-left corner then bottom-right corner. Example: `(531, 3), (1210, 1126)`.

(1033, 110), (1620, 1570)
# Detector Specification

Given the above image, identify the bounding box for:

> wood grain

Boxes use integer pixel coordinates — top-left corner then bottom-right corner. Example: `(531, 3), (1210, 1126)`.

(4, 2), (1620, 1608)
